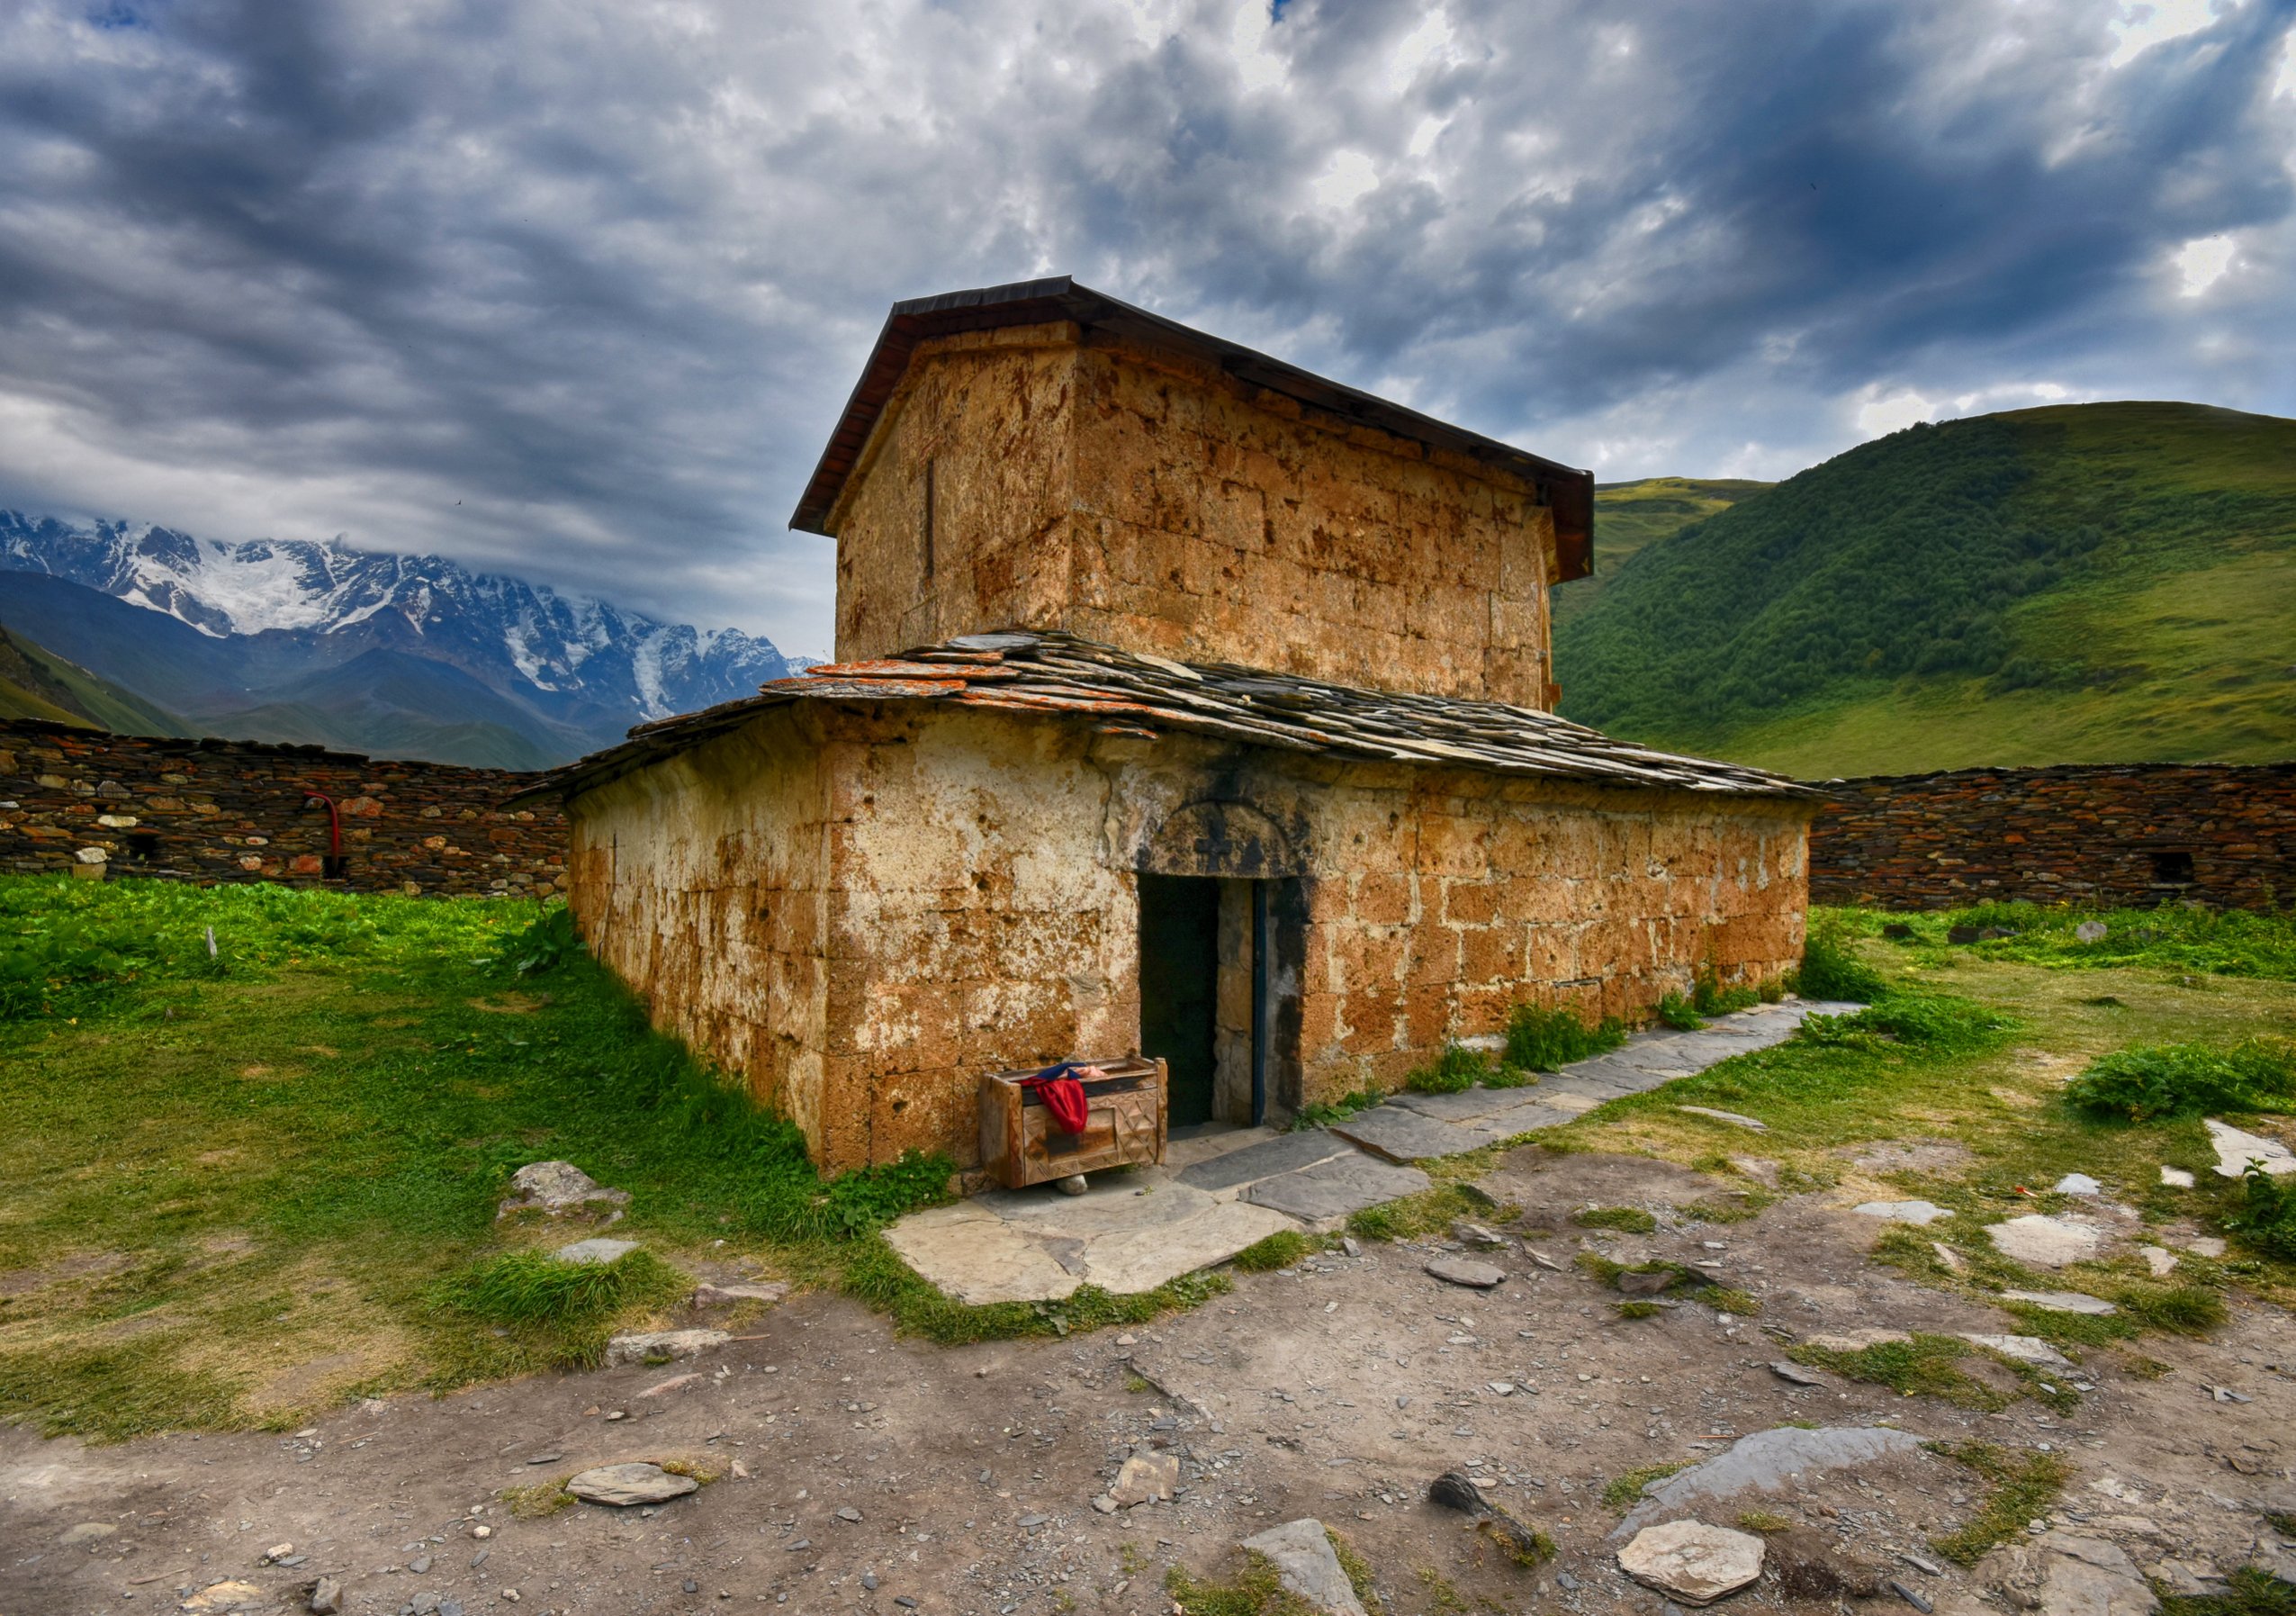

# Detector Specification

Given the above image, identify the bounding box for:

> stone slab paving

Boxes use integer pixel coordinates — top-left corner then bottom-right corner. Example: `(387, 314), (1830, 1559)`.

(885, 999), (1859, 1303)
(1240, 1151), (1433, 1224)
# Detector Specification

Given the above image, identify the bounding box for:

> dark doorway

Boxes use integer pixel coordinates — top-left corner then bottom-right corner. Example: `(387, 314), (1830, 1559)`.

(1139, 873), (1220, 1126)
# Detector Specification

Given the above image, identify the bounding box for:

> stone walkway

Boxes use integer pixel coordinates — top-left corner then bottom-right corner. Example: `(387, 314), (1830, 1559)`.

(883, 998), (1862, 1305)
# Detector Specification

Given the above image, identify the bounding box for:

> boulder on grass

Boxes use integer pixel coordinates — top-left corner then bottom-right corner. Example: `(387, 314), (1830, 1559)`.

(499, 1160), (631, 1223)
(566, 1462), (699, 1507)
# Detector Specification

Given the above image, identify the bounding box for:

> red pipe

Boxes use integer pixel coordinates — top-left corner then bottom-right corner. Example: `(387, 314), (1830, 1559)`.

(305, 792), (343, 859)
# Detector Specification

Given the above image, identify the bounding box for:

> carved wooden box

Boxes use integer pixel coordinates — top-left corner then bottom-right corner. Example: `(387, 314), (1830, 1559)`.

(978, 1057), (1166, 1190)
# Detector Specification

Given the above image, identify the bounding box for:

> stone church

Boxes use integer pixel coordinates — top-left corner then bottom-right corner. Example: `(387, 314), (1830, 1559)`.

(523, 278), (1814, 1174)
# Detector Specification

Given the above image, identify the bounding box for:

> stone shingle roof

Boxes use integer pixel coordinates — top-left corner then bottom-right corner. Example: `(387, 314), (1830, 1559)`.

(518, 629), (1811, 804)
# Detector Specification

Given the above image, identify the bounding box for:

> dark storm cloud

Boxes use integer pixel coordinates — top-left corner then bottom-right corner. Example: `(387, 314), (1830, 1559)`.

(0, 0), (2289, 648)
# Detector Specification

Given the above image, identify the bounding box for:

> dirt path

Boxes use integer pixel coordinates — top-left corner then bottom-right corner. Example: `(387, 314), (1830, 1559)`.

(8, 1145), (2294, 1616)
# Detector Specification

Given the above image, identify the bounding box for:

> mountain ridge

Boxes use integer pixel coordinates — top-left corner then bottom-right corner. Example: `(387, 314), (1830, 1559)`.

(0, 515), (798, 767)
(1552, 400), (2296, 776)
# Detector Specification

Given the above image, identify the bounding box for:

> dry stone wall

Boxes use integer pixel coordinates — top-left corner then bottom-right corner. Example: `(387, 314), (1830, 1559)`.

(0, 718), (564, 896)
(1809, 762), (2296, 911)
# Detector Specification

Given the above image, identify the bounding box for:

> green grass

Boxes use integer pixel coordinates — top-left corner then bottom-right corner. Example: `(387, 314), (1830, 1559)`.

(1556, 402), (2296, 773)
(1925, 1440), (2071, 1566)
(429, 1249), (689, 1363)
(1292, 1086), (1386, 1130)
(1847, 901), (2296, 985)
(1556, 911), (2296, 1344)
(0, 876), (958, 1439)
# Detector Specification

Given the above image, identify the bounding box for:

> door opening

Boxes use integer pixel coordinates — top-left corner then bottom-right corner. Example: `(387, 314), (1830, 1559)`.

(1139, 873), (1271, 1128)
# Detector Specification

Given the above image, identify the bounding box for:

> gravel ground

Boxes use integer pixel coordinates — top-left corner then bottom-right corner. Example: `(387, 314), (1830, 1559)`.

(7, 1144), (2294, 1616)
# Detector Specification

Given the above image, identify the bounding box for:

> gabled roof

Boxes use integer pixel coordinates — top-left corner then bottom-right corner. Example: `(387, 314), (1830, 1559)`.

(514, 629), (1808, 807)
(788, 276), (1596, 582)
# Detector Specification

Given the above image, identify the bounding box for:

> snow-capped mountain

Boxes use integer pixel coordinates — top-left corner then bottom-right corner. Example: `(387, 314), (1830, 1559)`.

(0, 511), (798, 768)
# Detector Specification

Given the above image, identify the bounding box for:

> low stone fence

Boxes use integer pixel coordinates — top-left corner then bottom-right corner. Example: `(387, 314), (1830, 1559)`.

(0, 718), (565, 897)
(1809, 762), (2296, 912)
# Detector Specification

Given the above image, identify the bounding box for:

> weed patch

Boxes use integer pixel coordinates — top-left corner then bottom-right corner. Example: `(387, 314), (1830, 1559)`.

(1292, 1088), (1385, 1131)
(1348, 1183), (1514, 1242)
(2230, 1162), (2296, 1260)
(1506, 1004), (1626, 1070)
(1407, 1043), (1501, 1095)
(498, 1479), (578, 1518)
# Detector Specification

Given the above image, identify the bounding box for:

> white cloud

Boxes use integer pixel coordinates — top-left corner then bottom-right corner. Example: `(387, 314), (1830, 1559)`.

(1854, 387), (1937, 437)
(2108, 0), (2226, 68)
(2172, 232), (2241, 294)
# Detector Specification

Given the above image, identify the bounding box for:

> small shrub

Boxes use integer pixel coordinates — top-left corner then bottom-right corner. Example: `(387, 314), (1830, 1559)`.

(816, 1150), (956, 1237)
(1505, 1004), (1627, 1070)
(1407, 1043), (1494, 1095)
(1656, 991), (1705, 1031)
(431, 1248), (686, 1329)
(503, 904), (583, 976)
(1231, 1231), (1315, 1272)
(1573, 1205), (1658, 1234)
(1799, 922), (1886, 1002)
(2064, 1041), (2295, 1124)
(2228, 1160), (2296, 1260)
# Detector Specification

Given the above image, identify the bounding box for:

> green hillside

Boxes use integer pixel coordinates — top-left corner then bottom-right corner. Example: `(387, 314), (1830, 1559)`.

(0, 621), (194, 736)
(1553, 402), (2296, 776)
(1554, 477), (1772, 628)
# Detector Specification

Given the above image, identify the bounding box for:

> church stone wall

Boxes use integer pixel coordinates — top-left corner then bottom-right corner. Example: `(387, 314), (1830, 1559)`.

(829, 326), (1562, 709)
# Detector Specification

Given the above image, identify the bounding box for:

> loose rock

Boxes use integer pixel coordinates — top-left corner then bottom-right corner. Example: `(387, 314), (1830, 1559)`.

(1803, 1330), (1911, 1352)
(554, 1237), (640, 1266)
(2206, 1120), (2296, 1179)
(2053, 1174), (2102, 1196)
(1427, 1469), (1551, 1564)
(2159, 1167), (2195, 1189)
(1110, 1450), (1180, 1506)
(691, 1280), (790, 1307)
(1238, 1519), (1369, 1616)
(180, 1583), (266, 1613)
(1990, 1530), (2158, 1616)
(2002, 1288), (2117, 1316)
(2138, 1247), (2177, 1277)
(1853, 1201), (1951, 1224)
(1985, 1214), (2103, 1268)
(1452, 1220), (1509, 1249)
(602, 1328), (728, 1367)
(2075, 921), (2109, 943)
(58, 1521), (117, 1545)
(308, 1577), (343, 1614)
(1425, 1256), (1506, 1289)
(1617, 1521), (1766, 1605)
(499, 1160), (631, 1222)
(1961, 1334), (2075, 1373)
(565, 1462), (700, 1507)
(1616, 1425), (1929, 1532)
(1769, 1361), (1825, 1387)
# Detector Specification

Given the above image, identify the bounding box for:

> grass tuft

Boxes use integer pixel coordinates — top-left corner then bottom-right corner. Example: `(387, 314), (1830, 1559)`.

(2064, 1040), (2295, 1123)
(1924, 1440), (2070, 1566)
(1601, 1461), (1691, 1511)
(430, 1248), (686, 1329)
(1504, 1004), (1627, 1071)
(498, 1479), (578, 1518)
(1573, 1205), (1658, 1233)
(1231, 1232), (1317, 1273)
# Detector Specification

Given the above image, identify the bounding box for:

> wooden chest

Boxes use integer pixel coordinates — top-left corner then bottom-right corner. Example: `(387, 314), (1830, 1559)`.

(978, 1057), (1167, 1190)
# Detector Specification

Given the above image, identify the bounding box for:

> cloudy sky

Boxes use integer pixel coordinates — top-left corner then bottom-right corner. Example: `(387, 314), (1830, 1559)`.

(2, 0), (2291, 655)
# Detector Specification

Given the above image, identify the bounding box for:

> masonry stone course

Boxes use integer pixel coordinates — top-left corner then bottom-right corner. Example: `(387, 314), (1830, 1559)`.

(1809, 762), (2296, 912)
(0, 718), (564, 896)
